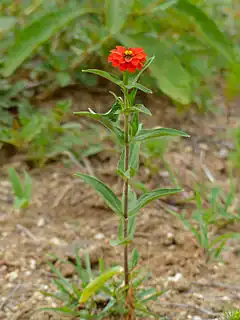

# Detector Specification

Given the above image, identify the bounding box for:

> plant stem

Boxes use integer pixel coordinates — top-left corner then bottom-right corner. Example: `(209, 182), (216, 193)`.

(122, 73), (130, 288)
(123, 111), (129, 287)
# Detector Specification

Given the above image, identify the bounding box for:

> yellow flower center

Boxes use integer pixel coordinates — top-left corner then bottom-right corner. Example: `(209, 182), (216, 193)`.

(124, 50), (132, 56)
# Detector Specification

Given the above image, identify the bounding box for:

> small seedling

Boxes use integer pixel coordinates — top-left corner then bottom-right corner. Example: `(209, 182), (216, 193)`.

(0, 100), (103, 166)
(168, 189), (240, 261)
(222, 310), (240, 320)
(42, 250), (165, 319)
(8, 167), (32, 209)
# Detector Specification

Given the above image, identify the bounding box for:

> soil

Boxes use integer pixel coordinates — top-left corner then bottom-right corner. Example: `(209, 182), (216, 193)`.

(0, 89), (240, 320)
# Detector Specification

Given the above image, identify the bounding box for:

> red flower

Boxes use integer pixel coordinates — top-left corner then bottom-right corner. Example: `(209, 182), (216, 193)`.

(108, 46), (147, 73)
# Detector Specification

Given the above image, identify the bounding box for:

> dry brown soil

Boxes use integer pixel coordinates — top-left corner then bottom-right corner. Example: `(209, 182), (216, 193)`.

(0, 90), (239, 320)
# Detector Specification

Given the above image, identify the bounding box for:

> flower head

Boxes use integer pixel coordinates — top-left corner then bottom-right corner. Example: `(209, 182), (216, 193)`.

(108, 46), (147, 73)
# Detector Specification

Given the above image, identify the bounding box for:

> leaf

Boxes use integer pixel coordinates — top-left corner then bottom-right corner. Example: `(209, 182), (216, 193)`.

(2, 7), (91, 77)
(130, 82), (153, 94)
(109, 238), (131, 246)
(130, 188), (182, 215)
(48, 262), (74, 294)
(150, 0), (178, 12)
(82, 69), (123, 87)
(118, 141), (140, 178)
(40, 290), (66, 303)
(73, 110), (123, 143)
(176, 0), (235, 63)
(75, 173), (122, 215)
(118, 217), (124, 241)
(130, 112), (141, 138)
(0, 17), (16, 33)
(75, 249), (87, 286)
(79, 266), (123, 303)
(24, 171), (32, 201)
(130, 104), (152, 116)
(131, 56), (155, 84)
(40, 307), (82, 316)
(135, 127), (189, 141)
(141, 290), (165, 303)
(8, 168), (23, 197)
(84, 253), (93, 281)
(105, 0), (134, 34)
(14, 197), (28, 210)
(129, 248), (140, 270)
(210, 232), (240, 248)
(127, 215), (136, 239)
(117, 34), (192, 104)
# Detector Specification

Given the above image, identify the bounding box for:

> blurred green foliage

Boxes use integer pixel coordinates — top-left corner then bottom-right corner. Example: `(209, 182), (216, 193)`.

(0, 0), (239, 164)
(0, 99), (104, 166)
(0, 0), (239, 109)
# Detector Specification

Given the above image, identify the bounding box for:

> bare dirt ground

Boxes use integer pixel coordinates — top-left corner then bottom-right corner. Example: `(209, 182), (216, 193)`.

(0, 89), (239, 320)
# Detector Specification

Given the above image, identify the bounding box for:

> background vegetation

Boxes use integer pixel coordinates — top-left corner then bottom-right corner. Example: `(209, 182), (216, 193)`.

(0, 1), (240, 318)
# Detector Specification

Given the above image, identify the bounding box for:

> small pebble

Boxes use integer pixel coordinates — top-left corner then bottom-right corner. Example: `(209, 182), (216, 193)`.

(168, 272), (182, 282)
(50, 237), (67, 246)
(192, 316), (202, 320)
(94, 233), (105, 240)
(219, 148), (228, 159)
(37, 217), (45, 227)
(30, 259), (36, 270)
(160, 171), (169, 177)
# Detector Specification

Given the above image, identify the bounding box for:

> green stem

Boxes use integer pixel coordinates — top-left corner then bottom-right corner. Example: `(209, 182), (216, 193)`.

(123, 72), (130, 288)
(123, 112), (129, 287)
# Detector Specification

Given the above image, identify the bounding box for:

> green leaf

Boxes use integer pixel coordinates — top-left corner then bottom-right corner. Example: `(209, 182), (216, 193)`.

(140, 290), (165, 303)
(8, 168), (23, 197)
(130, 104), (152, 116)
(24, 171), (32, 201)
(131, 56), (155, 84)
(118, 141), (140, 178)
(75, 173), (122, 215)
(84, 253), (93, 281)
(210, 232), (240, 248)
(40, 290), (66, 303)
(130, 112), (141, 138)
(130, 188), (182, 215)
(128, 187), (137, 212)
(40, 307), (82, 316)
(53, 279), (74, 299)
(109, 238), (131, 246)
(129, 248), (140, 270)
(118, 34), (192, 104)
(0, 17), (16, 33)
(130, 82), (153, 94)
(150, 0), (177, 12)
(14, 197), (28, 209)
(105, 0), (134, 34)
(75, 249), (87, 287)
(82, 69), (123, 87)
(127, 215), (136, 240)
(118, 217), (124, 241)
(73, 110), (123, 143)
(135, 127), (189, 141)
(79, 266), (123, 303)
(48, 262), (74, 294)
(2, 7), (91, 77)
(99, 101), (122, 123)
(176, 0), (235, 63)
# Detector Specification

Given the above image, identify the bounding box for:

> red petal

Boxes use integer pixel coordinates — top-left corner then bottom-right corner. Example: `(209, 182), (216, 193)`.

(116, 46), (126, 53)
(127, 65), (137, 72)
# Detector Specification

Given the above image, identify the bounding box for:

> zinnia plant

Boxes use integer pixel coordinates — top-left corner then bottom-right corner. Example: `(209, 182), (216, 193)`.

(42, 47), (189, 320)
(74, 46), (189, 319)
